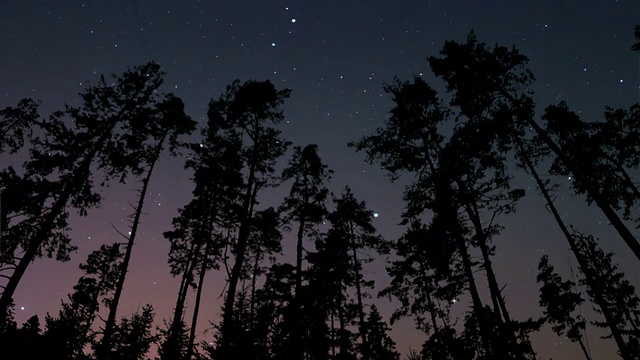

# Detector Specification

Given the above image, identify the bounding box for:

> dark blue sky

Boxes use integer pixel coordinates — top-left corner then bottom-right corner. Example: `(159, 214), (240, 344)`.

(1, 1), (639, 358)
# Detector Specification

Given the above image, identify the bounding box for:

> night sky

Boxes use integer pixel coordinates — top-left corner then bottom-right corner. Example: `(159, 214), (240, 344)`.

(2, 1), (640, 358)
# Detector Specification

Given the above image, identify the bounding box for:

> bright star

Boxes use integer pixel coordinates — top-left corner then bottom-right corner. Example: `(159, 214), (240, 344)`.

(373, 213), (379, 218)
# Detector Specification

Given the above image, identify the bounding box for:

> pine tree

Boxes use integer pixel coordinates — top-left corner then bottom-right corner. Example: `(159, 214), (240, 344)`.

(574, 232), (640, 358)
(429, 32), (640, 262)
(362, 305), (400, 360)
(351, 66), (530, 357)
(516, 138), (633, 359)
(161, 95), (243, 360)
(537, 255), (591, 360)
(307, 220), (357, 360)
(97, 92), (196, 360)
(541, 102), (640, 226)
(207, 80), (291, 359)
(0, 63), (173, 321)
(110, 305), (157, 360)
(327, 187), (391, 360)
(380, 217), (467, 358)
(279, 143), (331, 360)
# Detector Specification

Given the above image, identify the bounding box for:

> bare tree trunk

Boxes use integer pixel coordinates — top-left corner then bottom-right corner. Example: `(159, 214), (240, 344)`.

(349, 226), (369, 360)
(577, 337), (592, 360)
(186, 240), (211, 360)
(98, 133), (166, 360)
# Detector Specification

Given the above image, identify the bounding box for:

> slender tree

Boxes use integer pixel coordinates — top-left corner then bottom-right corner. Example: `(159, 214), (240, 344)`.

(381, 216), (467, 358)
(97, 93), (196, 360)
(351, 67), (533, 356)
(109, 305), (157, 360)
(361, 305), (400, 360)
(574, 232), (640, 358)
(161, 98), (244, 360)
(327, 187), (392, 360)
(254, 262), (297, 359)
(279, 143), (331, 360)
(537, 255), (591, 360)
(208, 80), (291, 359)
(308, 217), (358, 360)
(516, 139), (634, 359)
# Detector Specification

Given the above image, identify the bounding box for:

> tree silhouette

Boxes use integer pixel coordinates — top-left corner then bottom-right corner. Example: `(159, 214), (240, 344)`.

(0, 98), (39, 154)
(204, 79), (291, 359)
(573, 232), (640, 359)
(279, 143), (332, 360)
(246, 208), (283, 324)
(307, 218), (357, 360)
(161, 95), (243, 360)
(2, 315), (70, 359)
(0, 62), (175, 322)
(109, 304), (157, 360)
(157, 319), (190, 360)
(537, 255), (591, 360)
(361, 305), (400, 360)
(253, 262), (297, 359)
(31, 243), (122, 359)
(541, 102), (640, 226)
(429, 33), (640, 261)
(380, 216), (467, 358)
(516, 138), (635, 359)
(97, 91), (196, 360)
(351, 47), (534, 355)
(326, 187), (391, 360)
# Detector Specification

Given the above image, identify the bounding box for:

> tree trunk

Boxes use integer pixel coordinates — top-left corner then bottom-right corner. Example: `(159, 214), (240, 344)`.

(456, 234), (496, 358)
(98, 133), (166, 360)
(293, 214), (307, 360)
(457, 178), (512, 324)
(349, 226), (369, 360)
(162, 242), (200, 360)
(219, 163), (257, 358)
(249, 248), (261, 324)
(519, 142), (632, 359)
(577, 337), (592, 360)
(186, 240), (211, 360)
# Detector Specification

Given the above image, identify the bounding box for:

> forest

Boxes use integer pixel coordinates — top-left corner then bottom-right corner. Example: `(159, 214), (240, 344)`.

(1, 28), (640, 360)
